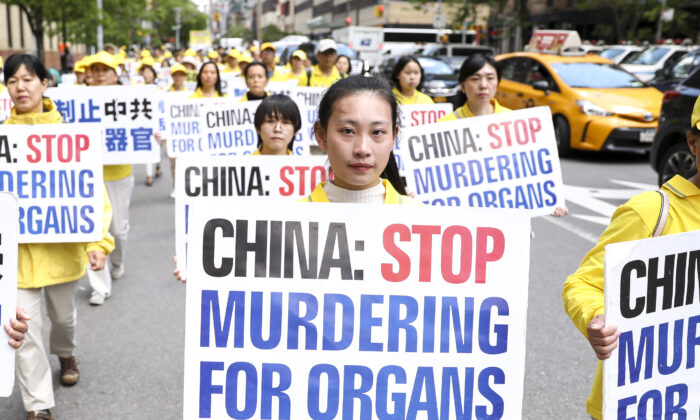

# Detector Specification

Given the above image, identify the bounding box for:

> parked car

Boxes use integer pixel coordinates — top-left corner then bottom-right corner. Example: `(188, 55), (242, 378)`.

(621, 45), (692, 82)
(650, 48), (700, 92)
(495, 52), (663, 155)
(600, 45), (644, 64)
(650, 65), (700, 185)
(378, 56), (460, 105)
(421, 44), (495, 72)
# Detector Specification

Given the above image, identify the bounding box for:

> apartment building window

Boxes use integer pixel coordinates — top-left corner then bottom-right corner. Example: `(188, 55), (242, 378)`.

(6, 5), (12, 48)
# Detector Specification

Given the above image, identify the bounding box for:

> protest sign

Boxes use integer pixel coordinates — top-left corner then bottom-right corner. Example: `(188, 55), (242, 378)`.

(220, 73), (247, 98)
(174, 155), (330, 277)
(402, 106), (565, 216)
(183, 201), (531, 419)
(0, 192), (18, 397)
(0, 124), (104, 243)
(45, 85), (160, 165)
(603, 230), (700, 419)
(0, 89), (12, 123)
(395, 103), (454, 175)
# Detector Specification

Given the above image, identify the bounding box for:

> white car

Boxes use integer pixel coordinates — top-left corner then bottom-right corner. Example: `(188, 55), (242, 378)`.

(621, 45), (693, 82)
(600, 45), (644, 64)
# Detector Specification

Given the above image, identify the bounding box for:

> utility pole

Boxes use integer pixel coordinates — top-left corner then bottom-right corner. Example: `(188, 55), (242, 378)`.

(174, 7), (182, 49)
(96, 0), (103, 51)
(655, 0), (667, 42)
(257, 0), (263, 42)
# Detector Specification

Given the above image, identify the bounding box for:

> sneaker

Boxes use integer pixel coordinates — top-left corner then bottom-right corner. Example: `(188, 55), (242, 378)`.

(89, 292), (106, 306)
(110, 263), (125, 279)
(59, 356), (79, 386)
(26, 410), (53, 420)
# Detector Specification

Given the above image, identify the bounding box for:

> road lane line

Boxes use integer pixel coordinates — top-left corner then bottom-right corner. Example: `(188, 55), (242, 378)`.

(541, 215), (599, 244)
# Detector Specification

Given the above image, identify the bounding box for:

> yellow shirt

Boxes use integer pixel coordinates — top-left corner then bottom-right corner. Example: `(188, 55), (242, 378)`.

(302, 180), (419, 204)
(222, 65), (240, 73)
(5, 98), (116, 288)
(189, 88), (227, 98)
(297, 65), (343, 88)
(268, 68), (288, 83)
(562, 175), (700, 419)
(437, 99), (510, 122)
(392, 87), (434, 105)
(285, 70), (306, 84)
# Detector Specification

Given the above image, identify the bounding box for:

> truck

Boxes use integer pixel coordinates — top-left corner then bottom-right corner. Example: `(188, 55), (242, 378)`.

(331, 26), (383, 72)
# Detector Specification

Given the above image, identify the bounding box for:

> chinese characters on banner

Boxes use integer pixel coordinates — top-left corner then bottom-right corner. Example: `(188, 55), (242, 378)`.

(0, 124), (104, 243)
(184, 201), (531, 419)
(603, 230), (700, 419)
(0, 192), (18, 397)
(45, 85), (160, 165)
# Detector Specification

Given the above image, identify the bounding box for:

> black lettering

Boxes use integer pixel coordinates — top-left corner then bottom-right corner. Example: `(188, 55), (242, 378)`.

(318, 223), (352, 280)
(234, 220), (268, 277)
(202, 219), (233, 277)
(621, 260), (646, 318)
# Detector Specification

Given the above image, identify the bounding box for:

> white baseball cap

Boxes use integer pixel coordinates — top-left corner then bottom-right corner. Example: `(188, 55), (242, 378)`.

(317, 39), (337, 53)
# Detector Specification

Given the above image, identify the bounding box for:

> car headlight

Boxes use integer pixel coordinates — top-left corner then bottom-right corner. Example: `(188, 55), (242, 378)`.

(576, 100), (614, 117)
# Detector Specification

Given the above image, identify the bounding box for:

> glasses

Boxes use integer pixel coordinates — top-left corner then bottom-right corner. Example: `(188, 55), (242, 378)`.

(319, 50), (337, 56)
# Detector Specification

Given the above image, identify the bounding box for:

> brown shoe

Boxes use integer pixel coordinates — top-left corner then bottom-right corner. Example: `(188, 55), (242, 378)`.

(26, 410), (53, 420)
(59, 356), (79, 385)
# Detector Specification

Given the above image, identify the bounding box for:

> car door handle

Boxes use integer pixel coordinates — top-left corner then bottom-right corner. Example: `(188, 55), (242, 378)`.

(516, 93), (524, 97)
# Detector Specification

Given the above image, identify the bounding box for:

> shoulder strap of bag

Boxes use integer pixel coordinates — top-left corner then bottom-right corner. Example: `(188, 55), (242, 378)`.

(306, 68), (312, 87)
(652, 190), (669, 237)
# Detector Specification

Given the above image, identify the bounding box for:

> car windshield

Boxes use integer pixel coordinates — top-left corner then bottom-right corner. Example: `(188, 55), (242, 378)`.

(627, 47), (670, 65)
(600, 48), (625, 60)
(620, 50), (643, 64)
(550, 62), (646, 88)
(417, 58), (454, 75)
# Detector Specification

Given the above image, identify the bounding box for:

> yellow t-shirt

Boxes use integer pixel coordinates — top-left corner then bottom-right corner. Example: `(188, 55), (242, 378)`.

(297, 65), (343, 88)
(222, 65), (240, 74)
(189, 88), (227, 98)
(562, 175), (700, 419)
(437, 99), (510, 122)
(392, 87), (434, 105)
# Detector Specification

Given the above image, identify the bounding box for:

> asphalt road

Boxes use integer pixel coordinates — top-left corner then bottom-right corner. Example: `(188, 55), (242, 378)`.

(1, 150), (658, 419)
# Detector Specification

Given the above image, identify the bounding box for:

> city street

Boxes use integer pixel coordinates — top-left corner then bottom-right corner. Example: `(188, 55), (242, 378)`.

(0, 150), (657, 419)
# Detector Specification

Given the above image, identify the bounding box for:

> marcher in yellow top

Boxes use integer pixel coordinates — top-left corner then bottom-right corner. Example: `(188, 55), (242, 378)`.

(389, 56), (434, 105)
(259, 42), (287, 82)
(250, 94), (301, 155)
(438, 54), (511, 122)
(298, 39), (345, 88)
(238, 62), (268, 102)
(285, 50), (308, 84)
(189, 61), (227, 98)
(3, 53), (115, 419)
(168, 63), (189, 92)
(222, 49), (240, 73)
(304, 75), (418, 204)
(563, 95), (700, 420)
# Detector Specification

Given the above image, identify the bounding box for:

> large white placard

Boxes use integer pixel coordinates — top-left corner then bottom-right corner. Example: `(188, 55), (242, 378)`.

(175, 155), (330, 277)
(395, 103), (454, 175)
(603, 230), (700, 419)
(0, 88), (12, 123)
(45, 85), (160, 164)
(402, 106), (565, 216)
(0, 124), (104, 243)
(0, 192), (18, 397)
(184, 201), (531, 419)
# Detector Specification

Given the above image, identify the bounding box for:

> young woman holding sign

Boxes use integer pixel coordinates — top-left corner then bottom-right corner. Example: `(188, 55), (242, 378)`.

(252, 94), (301, 155)
(4, 53), (115, 420)
(239, 62), (269, 102)
(563, 97), (700, 420)
(390, 56), (434, 105)
(189, 61), (226, 98)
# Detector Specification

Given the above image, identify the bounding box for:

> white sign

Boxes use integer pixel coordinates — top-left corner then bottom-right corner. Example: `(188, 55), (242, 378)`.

(0, 88), (12, 123)
(0, 124), (105, 243)
(184, 201), (531, 419)
(402, 106), (565, 216)
(395, 103), (454, 175)
(175, 155), (330, 277)
(0, 192), (18, 397)
(45, 85), (160, 164)
(603, 230), (700, 419)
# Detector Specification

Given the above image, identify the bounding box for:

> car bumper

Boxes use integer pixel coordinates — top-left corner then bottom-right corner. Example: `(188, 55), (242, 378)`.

(577, 117), (657, 153)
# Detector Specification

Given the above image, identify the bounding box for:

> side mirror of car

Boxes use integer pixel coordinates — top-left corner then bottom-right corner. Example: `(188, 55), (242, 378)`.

(532, 80), (550, 95)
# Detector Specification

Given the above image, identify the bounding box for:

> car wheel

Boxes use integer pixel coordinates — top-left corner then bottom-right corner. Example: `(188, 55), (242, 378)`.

(658, 141), (697, 186)
(553, 115), (572, 157)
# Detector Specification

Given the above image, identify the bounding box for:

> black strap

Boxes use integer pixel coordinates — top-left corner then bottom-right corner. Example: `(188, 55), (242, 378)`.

(306, 68), (312, 87)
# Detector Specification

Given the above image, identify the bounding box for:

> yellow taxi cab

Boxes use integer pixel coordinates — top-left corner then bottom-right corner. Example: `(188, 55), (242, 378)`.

(495, 50), (663, 155)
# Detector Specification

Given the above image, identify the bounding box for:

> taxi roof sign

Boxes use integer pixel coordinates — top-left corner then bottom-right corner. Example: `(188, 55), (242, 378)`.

(525, 30), (584, 56)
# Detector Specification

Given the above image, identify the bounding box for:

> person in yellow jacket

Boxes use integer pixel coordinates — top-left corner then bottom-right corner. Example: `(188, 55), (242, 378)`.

(390, 56), (434, 105)
(298, 39), (345, 88)
(4, 53), (115, 420)
(89, 50), (132, 294)
(222, 49), (240, 74)
(259, 42), (287, 82)
(251, 94), (301, 155)
(239, 62), (268, 102)
(167, 63), (189, 92)
(189, 61), (226, 98)
(563, 95), (700, 420)
(438, 54), (510, 122)
(285, 50), (307, 84)
(304, 75), (417, 204)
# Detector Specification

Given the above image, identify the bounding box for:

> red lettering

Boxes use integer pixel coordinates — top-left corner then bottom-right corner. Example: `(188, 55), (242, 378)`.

(42, 134), (55, 162)
(489, 118), (541, 149)
(278, 166), (294, 196)
(295, 166), (308, 195)
(499, 121), (513, 147)
(411, 225), (441, 282)
(57, 134), (72, 162)
(75, 134), (89, 162)
(411, 111), (420, 126)
(475, 227), (505, 283)
(487, 123), (502, 149)
(514, 119), (529, 145)
(381, 224), (412, 282)
(441, 226), (472, 284)
(26, 134), (41, 163)
(310, 166), (326, 191)
(528, 117), (541, 143)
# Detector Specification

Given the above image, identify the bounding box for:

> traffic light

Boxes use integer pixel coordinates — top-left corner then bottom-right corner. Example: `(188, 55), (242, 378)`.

(375, 5), (384, 17)
(345, 16), (352, 25)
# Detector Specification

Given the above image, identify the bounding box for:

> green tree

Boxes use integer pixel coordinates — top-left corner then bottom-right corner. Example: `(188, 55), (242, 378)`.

(261, 24), (289, 42)
(228, 23), (255, 42)
(148, 0), (207, 47)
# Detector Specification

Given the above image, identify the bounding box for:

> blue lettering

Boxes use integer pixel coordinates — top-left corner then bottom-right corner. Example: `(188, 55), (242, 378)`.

(388, 295), (418, 352)
(287, 292), (318, 350)
(322, 294), (354, 351)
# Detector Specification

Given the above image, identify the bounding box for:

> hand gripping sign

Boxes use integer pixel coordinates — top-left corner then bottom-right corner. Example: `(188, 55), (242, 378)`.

(0, 192), (18, 397)
(183, 201), (531, 419)
(174, 155), (330, 278)
(45, 85), (161, 165)
(0, 124), (104, 243)
(603, 230), (700, 419)
(402, 106), (565, 216)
